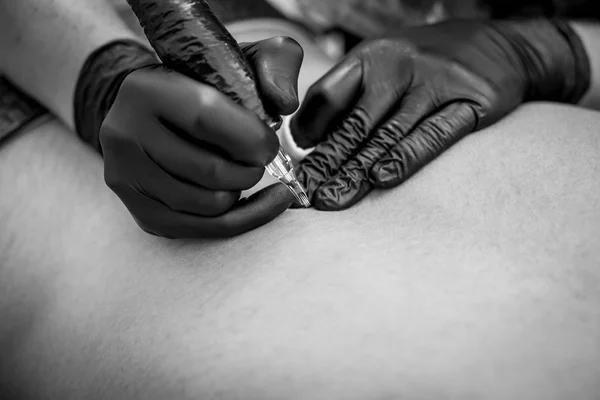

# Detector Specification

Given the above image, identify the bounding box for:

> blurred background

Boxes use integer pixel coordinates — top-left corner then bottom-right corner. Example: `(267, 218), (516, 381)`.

(109, 0), (596, 62)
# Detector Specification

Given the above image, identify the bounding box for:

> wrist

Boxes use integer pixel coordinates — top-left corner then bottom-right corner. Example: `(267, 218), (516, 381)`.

(73, 39), (158, 153)
(492, 18), (590, 104)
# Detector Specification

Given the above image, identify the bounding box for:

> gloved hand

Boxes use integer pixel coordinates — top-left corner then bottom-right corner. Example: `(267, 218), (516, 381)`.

(74, 37), (303, 238)
(290, 19), (590, 210)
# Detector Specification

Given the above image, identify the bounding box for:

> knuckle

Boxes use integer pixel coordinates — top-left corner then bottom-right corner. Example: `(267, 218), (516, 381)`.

(195, 85), (223, 112)
(412, 120), (449, 151)
(210, 191), (239, 214)
(384, 118), (409, 140)
(104, 168), (128, 194)
(102, 149), (146, 194)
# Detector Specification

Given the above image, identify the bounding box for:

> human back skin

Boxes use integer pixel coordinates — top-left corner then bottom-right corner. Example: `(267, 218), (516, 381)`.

(1, 23), (600, 400)
(1, 102), (599, 400)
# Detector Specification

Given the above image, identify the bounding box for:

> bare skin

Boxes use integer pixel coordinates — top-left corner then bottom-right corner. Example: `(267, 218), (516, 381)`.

(2, 100), (600, 399)
(1, 15), (600, 400)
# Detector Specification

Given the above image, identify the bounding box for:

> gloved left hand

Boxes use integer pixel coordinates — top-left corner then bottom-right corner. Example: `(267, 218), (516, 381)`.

(291, 19), (590, 210)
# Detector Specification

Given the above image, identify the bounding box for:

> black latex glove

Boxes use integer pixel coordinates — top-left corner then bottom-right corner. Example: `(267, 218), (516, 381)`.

(290, 19), (590, 210)
(74, 37), (302, 238)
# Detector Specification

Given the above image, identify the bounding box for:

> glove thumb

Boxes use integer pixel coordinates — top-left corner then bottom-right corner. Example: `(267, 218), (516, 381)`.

(241, 37), (304, 116)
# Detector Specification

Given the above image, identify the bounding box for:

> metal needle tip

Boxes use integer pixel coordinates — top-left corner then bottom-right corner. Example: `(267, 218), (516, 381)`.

(288, 179), (311, 207)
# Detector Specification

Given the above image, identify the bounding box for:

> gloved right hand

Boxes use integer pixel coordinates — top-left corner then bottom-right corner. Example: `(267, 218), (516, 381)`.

(74, 37), (303, 238)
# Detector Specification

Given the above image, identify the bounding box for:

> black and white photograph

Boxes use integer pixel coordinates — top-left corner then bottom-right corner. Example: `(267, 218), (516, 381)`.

(0, 0), (599, 399)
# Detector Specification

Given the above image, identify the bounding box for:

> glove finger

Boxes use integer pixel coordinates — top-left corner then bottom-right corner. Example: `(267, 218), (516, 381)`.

(371, 102), (477, 188)
(294, 75), (409, 202)
(141, 67), (279, 167)
(240, 37), (304, 116)
(129, 182), (294, 239)
(289, 56), (364, 149)
(311, 90), (436, 210)
(106, 145), (241, 217)
(144, 121), (265, 191)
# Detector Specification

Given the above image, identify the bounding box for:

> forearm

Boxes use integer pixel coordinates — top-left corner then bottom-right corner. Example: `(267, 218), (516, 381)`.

(571, 22), (600, 109)
(0, 0), (147, 130)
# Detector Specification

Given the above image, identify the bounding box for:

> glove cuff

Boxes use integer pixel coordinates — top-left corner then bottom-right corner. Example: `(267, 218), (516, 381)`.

(73, 39), (158, 153)
(550, 20), (591, 103)
(494, 19), (590, 104)
(207, 0), (285, 24)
